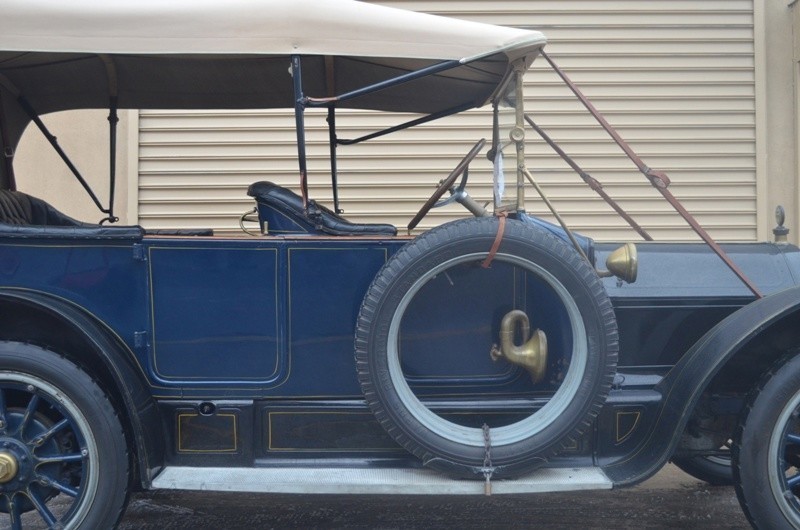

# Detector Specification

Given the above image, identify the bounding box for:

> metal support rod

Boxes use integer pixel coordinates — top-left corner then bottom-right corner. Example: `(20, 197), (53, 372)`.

(102, 55), (119, 223)
(489, 101), (500, 162)
(104, 97), (119, 223)
(0, 91), (15, 190)
(523, 114), (652, 241)
(337, 101), (475, 146)
(16, 96), (107, 213)
(512, 62), (527, 213)
(291, 55), (309, 208)
(521, 167), (590, 264)
(304, 59), (462, 107)
(327, 106), (341, 213)
(542, 51), (663, 184)
(542, 50), (763, 298)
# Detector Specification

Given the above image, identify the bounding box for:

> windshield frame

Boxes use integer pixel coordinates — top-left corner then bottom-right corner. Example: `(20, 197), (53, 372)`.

(490, 60), (529, 216)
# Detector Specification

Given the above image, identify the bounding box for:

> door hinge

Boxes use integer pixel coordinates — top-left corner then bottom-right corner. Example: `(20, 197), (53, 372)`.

(133, 243), (147, 261)
(134, 330), (149, 351)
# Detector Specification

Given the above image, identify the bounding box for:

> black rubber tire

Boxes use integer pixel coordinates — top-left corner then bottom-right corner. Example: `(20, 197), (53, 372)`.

(0, 341), (129, 529)
(673, 454), (733, 486)
(733, 353), (800, 529)
(355, 217), (618, 479)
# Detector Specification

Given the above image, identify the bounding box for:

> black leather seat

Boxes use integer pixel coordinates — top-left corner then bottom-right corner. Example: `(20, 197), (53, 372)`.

(247, 181), (397, 236)
(0, 189), (87, 226)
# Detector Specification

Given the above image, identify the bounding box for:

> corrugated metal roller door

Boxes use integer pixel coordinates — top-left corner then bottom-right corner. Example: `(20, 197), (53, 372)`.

(138, 0), (756, 242)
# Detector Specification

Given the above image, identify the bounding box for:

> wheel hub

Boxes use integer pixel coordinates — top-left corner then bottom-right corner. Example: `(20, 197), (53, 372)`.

(0, 451), (18, 483)
(0, 438), (34, 491)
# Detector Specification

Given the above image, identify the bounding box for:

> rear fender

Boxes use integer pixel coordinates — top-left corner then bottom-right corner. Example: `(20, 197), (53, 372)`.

(0, 288), (164, 488)
(604, 285), (800, 486)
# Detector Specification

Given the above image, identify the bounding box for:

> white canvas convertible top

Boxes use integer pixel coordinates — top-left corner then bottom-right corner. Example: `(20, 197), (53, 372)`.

(0, 0), (545, 63)
(0, 0), (546, 189)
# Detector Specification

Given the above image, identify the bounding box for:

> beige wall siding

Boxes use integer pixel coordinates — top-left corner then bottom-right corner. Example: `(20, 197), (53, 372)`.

(138, 1), (759, 241)
(15, 110), (137, 224)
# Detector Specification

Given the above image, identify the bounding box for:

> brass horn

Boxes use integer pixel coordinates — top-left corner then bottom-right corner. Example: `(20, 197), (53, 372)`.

(490, 310), (548, 384)
(597, 242), (638, 284)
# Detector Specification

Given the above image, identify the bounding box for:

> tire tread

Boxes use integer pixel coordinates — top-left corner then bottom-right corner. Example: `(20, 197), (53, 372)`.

(355, 217), (618, 477)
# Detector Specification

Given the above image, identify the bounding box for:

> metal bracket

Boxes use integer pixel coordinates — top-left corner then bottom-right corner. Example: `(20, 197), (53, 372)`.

(132, 244), (147, 262)
(133, 330), (149, 350)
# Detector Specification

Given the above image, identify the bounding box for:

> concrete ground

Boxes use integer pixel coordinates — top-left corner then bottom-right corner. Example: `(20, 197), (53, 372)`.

(115, 465), (751, 529)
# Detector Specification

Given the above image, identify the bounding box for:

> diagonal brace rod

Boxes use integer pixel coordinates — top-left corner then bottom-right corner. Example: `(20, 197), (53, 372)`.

(541, 50), (762, 298)
(523, 114), (653, 241)
(17, 96), (108, 215)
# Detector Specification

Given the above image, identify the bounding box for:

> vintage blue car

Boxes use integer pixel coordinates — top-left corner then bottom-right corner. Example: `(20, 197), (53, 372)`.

(0, 0), (797, 528)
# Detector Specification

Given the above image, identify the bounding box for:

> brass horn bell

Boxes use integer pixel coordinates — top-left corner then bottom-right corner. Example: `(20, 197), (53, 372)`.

(598, 242), (638, 284)
(490, 310), (548, 384)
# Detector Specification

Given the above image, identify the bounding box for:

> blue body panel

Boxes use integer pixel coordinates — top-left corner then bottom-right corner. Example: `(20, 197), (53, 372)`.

(0, 227), (591, 399)
(2, 221), (800, 482)
(0, 236), (148, 352)
(148, 242), (282, 384)
(596, 241), (799, 368)
(2, 231), (799, 401)
(145, 237), (402, 397)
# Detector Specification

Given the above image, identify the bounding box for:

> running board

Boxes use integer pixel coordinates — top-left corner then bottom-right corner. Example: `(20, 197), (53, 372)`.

(151, 466), (612, 495)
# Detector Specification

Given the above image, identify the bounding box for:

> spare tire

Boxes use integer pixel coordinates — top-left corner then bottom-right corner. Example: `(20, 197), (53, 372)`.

(355, 217), (618, 479)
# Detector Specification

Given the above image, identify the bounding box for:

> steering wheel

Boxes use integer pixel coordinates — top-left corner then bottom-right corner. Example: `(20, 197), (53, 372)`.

(407, 138), (486, 231)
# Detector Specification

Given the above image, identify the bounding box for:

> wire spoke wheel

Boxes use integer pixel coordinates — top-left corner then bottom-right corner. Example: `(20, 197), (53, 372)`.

(734, 353), (800, 529)
(0, 375), (97, 529)
(770, 393), (800, 523)
(0, 342), (129, 529)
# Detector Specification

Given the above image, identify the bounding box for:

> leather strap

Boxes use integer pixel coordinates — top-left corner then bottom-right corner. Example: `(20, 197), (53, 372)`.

(543, 50), (763, 299)
(523, 113), (652, 241)
(481, 211), (508, 269)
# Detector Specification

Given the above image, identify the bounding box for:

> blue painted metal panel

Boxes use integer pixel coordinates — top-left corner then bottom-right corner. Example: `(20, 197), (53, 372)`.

(4, 222), (800, 479)
(147, 243), (281, 383)
(0, 238), (147, 354)
(2, 230), (798, 403)
(141, 237), (406, 395)
(596, 242), (800, 367)
(284, 244), (390, 396)
(398, 261), (519, 383)
(395, 260), (574, 396)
